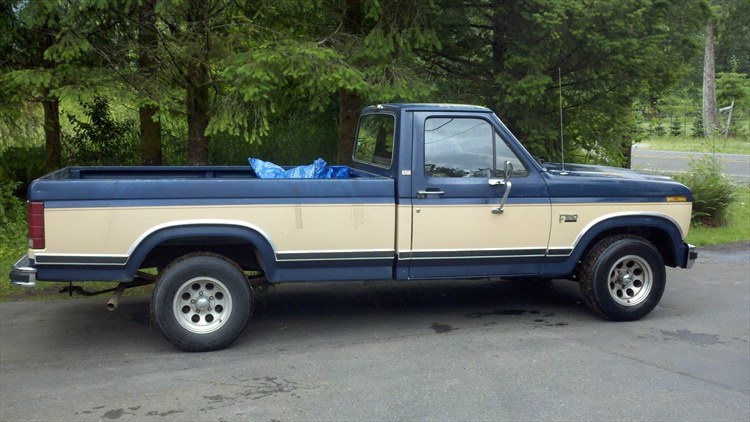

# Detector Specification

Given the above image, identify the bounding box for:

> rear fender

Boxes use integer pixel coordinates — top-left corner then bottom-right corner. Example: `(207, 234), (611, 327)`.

(127, 223), (278, 280)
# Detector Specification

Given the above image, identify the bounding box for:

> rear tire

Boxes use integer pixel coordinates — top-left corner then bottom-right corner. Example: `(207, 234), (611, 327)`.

(152, 253), (252, 352)
(579, 235), (665, 321)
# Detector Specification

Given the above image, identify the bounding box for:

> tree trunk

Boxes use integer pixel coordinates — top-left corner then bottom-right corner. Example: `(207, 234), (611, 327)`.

(186, 0), (210, 165)
(187, 65), (209, 165)
(702, 22), (722, 137)
(337, 90), (363, 165)
(489, 0), (504, 116)
(138, 0), (162, 165)
(139, 105), (162, 165)
(41, 26), (61, 171)
(336, 0), (365, 165)
(620, 139), (632, 168)
(42, 95), (61, 172)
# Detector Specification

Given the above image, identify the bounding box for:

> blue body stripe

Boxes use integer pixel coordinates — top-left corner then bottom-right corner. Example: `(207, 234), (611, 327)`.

(44, 195), (675, 209)
(45, 196), (395, 209)
(35, 259), (396, 283)
(549, 197), (668, 204)
(408, 257), (544, 279)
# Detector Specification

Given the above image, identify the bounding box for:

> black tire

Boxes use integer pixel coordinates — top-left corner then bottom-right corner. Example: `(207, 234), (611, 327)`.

(579, 235), (666, 321)
(151, 253), (252, 352)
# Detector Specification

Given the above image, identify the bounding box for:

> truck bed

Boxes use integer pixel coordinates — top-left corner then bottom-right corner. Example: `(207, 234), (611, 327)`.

(31, 166), (393, 202)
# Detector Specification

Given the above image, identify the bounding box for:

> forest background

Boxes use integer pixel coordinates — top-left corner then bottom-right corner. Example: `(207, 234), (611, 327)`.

(1, 0), (748, 231)
(1, 0), (748, 298)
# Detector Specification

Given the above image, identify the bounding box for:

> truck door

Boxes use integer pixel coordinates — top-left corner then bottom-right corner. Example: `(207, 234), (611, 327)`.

(407, 112), (552, 279)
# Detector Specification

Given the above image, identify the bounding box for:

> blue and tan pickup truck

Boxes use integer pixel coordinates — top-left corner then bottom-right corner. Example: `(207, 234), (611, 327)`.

(10, 103), (697, 351)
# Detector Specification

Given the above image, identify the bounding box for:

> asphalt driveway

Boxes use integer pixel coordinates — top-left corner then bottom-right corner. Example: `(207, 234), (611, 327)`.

(1, 242), (748, 421)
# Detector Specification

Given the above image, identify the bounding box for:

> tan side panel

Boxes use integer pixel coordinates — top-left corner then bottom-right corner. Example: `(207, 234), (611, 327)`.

(411, 203), (551, 251)
(549, 202), (692, 248)
(396, 205), (412, 253)
(42, 204), (395, 256)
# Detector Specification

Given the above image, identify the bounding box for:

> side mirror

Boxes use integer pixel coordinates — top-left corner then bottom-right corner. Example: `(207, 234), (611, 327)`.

(489, 161), (514, 215)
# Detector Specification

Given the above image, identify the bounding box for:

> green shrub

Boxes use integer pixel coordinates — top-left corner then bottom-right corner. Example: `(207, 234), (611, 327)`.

(0, 145), (46, 197)
(0, 180), (27, 258)
(674, 155), (739, 226)
(64, 97), (139, 166)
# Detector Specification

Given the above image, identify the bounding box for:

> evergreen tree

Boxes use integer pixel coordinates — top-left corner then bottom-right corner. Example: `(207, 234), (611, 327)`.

(320, 0), (440, 164)
(670, 118), (682, 136)
(423, 0), (711, 164)
(692, 115), (705, 137)
(1, 1), (64, 171)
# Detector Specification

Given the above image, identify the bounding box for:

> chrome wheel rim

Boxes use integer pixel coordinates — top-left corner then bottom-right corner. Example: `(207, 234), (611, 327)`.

(173, 276), (233, 334)
(607, 255), (653, 307)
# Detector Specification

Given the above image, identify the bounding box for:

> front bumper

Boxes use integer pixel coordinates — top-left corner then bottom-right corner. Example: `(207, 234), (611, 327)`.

(686, 244), (698, 269)
(9, 254), (36, 287)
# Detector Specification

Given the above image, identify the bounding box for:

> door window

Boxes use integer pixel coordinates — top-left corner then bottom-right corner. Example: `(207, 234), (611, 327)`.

(424, 117), (527, 178)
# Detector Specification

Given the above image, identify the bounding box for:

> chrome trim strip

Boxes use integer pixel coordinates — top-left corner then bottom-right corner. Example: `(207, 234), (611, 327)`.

(35, 255), (128, 265)
(546, 248), (574, 257)
(37, 250), (398, 266)
(276, 250), (394, 262)
(398, 248), (547, 260)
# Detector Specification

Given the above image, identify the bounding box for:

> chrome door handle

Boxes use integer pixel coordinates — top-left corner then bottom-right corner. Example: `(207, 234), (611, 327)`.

(416, 189), (445, 199)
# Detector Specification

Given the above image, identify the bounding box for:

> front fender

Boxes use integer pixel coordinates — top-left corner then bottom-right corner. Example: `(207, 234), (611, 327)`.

(541, 214), (689, 277)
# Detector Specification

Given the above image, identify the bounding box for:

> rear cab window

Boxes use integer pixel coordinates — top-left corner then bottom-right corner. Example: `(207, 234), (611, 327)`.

(353, 113), (395, 169)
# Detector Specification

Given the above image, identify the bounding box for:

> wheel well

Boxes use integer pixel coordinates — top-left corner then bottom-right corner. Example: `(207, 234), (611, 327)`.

(141, 236), (263, 272)
(584, 226), (678, 267)
(129, 225), (276, 278)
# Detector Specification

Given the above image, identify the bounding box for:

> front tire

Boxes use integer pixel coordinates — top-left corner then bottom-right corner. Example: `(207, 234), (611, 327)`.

(152, 253), (252, 352)
(579, 235), (666, 321)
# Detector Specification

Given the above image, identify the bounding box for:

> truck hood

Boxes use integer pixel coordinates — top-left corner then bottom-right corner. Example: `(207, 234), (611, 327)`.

(543, 162), (677, 180)
(541, 163), (692, 201)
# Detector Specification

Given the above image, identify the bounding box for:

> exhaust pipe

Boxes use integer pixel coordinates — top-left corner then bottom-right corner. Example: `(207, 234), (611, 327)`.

(106, 283), (126, 311)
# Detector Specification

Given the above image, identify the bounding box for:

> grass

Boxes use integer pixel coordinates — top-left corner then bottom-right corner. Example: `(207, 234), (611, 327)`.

(637, 135), (750, 155)
(685, 187), (750, 246)
(0, 267), (155, 303)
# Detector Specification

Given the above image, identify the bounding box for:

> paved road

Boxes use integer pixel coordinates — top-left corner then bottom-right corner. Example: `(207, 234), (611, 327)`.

(631, 148), (750, 185)
(1, 243), (749, 421)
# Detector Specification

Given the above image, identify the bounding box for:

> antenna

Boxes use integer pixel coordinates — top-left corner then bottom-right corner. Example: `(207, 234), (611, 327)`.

(558, 68), (566, 174)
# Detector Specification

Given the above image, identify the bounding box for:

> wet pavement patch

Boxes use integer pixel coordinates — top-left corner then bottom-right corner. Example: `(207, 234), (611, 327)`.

(661, 329), (722, 346)
(430, 323), (457, 333)
(102, 408), (125, 420)
(466, 309), (541, 318)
